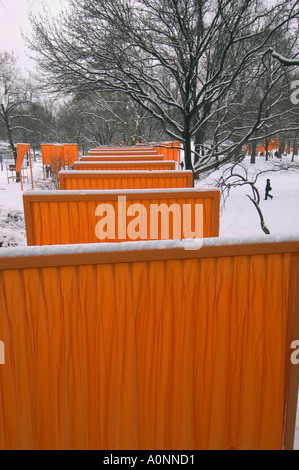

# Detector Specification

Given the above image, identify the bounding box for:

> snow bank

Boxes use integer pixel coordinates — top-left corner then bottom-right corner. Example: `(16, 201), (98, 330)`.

(0, 207), (26, 248)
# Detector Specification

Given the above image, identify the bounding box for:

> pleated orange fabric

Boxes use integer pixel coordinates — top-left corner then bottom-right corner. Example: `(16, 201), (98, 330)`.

(73, 161), (176, 171)
(15, 143), (30, 173)
(41, 144), (78, 169)
(0, 242), (298, 450)
(63, 144), (79, 166)
(156, 141), (181, 162)
(41, 144), (55, 166)
(58, 171), (193, 190)
(51, 145), (64, 174)
(80, 155), (164, 162)
(88, 150), (158, 156)
(23, 190), (220, 245)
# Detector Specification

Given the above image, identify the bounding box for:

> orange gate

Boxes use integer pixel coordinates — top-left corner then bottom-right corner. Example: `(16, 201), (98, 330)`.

(80, 154), (164, 162)
(73, 160), (176, 171)
(0, 238), (298, 450)
(23, 188), (220, 245)
(59, 170), (194, 190)
(88, 149), (158, 156)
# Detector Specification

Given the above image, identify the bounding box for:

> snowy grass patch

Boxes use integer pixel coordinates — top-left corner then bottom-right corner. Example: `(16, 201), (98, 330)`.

(0, 206), (26, 248)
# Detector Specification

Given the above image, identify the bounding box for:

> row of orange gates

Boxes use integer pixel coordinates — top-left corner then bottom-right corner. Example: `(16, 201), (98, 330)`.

(0, 142), (299, 450)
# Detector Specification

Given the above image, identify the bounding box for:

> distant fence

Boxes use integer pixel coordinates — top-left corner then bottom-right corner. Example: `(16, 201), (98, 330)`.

(23, 188), (220, 245)
(73, 160), (176, 171)
(59, 170), (194, 190)
(0, 237), (298, 449)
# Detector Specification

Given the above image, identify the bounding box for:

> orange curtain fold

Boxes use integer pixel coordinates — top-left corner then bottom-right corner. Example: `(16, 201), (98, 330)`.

(156, 141), (181, 163)
(23, 190), (220, 245)
(0, 246), (298, 450)
(59, 171), (193, 190)
(256, 139), (280, 154)
(81, 155), (164, 162)
(41, 143), (78, 173)
(16, 143), (33, 190)
(16, 143), (30, 173)
(41, 144), (55, 166)
(88, 149), (158, 156)
(73, 161), (176, 171)
(51, 144), (64, 174)
(63, 144), (79, 166)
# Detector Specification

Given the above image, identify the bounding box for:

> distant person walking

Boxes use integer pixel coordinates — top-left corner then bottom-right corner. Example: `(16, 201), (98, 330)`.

(180, 160), (184, 170)
(265, 179), (273, 200)
(0, 154), (3, 171)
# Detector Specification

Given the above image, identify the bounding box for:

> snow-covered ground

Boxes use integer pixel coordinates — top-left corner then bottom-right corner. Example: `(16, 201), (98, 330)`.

(195, 155), (299, 238)
(0, 158), (49, 247)
(0, 154), (298, 449)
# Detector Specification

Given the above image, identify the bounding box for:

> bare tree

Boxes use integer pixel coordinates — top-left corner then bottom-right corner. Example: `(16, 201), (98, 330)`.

(19, 98), (59, 152)
(0, 52), (24, 163)
(270, 49), (299, 67)
(0, 54), (51, 146)
(216, 159), (299, 235)
(218, 163), (271, 234)
(54, 90), (167, 150)
(28, 0), (299, 171)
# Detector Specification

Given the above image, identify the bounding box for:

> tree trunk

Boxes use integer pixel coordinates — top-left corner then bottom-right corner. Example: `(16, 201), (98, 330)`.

(194, 127), (206, 166)
(250, 142), (257, 164)
(184, 140), (193, 171)
(194, 139), (200, 166)
(265, 138), (269, 161)
(278, 136), (285, 158)
(292, 140), (298, 162)
(184, 120), (193, 171)
(1, 104), (19, 182)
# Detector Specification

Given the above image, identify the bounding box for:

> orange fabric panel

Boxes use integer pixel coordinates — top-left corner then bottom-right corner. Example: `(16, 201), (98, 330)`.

(0, 243), (298, 449)
(41, 144), (55, 166)
(41, 144), (78, 171)
(256, 139), (280, 154)
(90, 146), (156, 151)
(88, 150), (158, 156)
(156, 141), (181, 162)
(257, 144), (265, 154)
(58, 170), (194, 190)
(23, 189), (220, 245)
(50, 144), (64, 174)
(81, 155), (164, 161)
(63, 144), (79, 166)
(16, 143), (30, 173)
(73, 161), (176, 171)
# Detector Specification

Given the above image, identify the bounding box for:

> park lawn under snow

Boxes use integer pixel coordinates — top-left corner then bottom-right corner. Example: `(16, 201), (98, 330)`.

(0, 154), (299, 246)
(195, 154), (299, 238)
(0, 154), (298, 448)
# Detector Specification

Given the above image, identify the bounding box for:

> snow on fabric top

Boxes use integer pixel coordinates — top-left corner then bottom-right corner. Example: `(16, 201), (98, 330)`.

(23, 187), (218, 196)
(73, 160), (176, 164)
(59, 170), (188, 174)
(0, 234), (298, 259)
(84, 157), (162, 159)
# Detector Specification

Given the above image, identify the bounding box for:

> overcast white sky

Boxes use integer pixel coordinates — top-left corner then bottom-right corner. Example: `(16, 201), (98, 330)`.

(0, 0), (66, 73)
